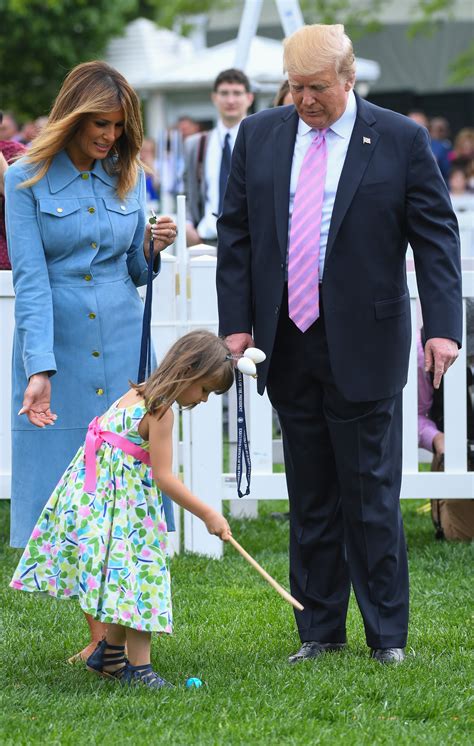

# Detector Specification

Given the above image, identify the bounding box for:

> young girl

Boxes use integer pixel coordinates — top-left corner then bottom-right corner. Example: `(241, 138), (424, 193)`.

(10, 330), (234, 689)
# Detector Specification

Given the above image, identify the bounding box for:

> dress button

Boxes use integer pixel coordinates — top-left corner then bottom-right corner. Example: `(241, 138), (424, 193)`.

(88, 312), (96, 319)
(120, 205), (126, 211)
(275, 305), (280, 315)
(88, 207), (95, 214)
(92, 351), (100, 357)
(81, 173), (89, 180)
(96, 388), (104, 395)
(84, 274), (92, 281)
(56, 207), (63, 213)
(91, 242), (97, 249)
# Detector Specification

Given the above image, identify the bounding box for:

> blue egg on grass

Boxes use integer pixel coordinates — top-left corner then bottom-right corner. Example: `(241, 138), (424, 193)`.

(185, 677), (203, 689)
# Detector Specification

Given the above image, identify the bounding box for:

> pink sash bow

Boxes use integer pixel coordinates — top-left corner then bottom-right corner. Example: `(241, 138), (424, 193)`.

(84, 416), (152, 493)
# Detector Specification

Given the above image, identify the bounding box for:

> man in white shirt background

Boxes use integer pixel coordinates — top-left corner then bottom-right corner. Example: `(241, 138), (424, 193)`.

(184, 68), (254, 247)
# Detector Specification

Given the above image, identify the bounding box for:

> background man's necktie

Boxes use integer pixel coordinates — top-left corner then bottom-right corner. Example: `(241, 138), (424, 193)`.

(287, 129), (328, 332)
(218, 132), (231, 215)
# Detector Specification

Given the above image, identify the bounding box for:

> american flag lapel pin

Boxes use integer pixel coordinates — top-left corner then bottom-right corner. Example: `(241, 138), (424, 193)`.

(363, 136), (371, 144)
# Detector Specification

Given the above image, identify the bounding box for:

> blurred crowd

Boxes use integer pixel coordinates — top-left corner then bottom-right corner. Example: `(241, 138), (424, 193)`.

(407, 111), (474, 211)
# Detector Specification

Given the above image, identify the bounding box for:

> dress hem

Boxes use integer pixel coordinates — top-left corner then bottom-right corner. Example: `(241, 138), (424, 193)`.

(9, 584), (173, 635)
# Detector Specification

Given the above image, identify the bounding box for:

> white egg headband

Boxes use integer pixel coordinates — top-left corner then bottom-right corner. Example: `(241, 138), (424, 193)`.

(226, 347), (266, 377)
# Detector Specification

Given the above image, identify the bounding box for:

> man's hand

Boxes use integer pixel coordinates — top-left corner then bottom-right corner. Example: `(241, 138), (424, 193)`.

(144, 216), (177, 260)
(225, 333), (255, 358)
(424, 337), (459, 389)
(19, 373), (57, 428)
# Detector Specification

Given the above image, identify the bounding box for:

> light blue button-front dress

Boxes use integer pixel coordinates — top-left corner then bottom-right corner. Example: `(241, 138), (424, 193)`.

(5, 150), (175, 546)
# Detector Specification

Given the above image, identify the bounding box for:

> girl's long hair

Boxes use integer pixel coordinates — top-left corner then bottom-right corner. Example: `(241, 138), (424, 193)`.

(132, 330), (235, 418)
(19, 61), (144, 199)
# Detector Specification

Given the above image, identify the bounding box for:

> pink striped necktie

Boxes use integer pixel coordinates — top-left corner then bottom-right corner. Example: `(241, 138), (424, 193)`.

(288, 128), (328, 332)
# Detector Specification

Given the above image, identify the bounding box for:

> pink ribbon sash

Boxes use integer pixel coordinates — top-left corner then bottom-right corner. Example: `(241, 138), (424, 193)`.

(84, 416), (152, 492)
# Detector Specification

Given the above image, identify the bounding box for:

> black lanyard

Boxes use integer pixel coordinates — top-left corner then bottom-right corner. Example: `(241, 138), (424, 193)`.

(235, 368), (251, 497)
(137, 236), (154, 383)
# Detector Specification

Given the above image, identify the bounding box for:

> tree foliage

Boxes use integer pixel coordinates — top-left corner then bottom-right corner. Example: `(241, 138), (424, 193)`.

(0, 0), (138, 119)
(135, 0), (232, 30)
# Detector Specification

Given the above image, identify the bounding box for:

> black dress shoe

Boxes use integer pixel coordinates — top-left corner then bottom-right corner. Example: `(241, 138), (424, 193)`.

(370, 647), (405, 664)
(288, 641), (345, 664)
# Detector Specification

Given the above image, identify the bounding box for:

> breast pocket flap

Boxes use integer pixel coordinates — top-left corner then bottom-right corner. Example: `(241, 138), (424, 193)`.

(374, 293), (408, 320)
(104, 197), (140, 215)
(39, 198), (81, 217)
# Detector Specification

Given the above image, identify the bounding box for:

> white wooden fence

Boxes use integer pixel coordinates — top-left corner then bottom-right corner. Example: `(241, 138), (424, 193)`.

(1, 198), (473, 557)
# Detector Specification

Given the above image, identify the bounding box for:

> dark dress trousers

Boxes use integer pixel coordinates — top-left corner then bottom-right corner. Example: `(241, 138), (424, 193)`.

(216, 96), (462, 648)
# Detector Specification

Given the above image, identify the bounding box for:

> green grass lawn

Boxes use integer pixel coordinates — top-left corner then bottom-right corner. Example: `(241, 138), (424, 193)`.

(0, 499), (472, 745)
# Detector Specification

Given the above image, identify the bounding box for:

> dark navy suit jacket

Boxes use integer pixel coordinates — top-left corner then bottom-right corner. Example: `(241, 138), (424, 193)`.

(217, 95), (462, 401)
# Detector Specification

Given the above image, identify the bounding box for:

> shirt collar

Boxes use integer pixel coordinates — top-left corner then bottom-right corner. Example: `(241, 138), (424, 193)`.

(217, 119), (241, 144)
(297, 89), (357, 139)
(47, 149), (116, 193)
(91, 157), (117, 186)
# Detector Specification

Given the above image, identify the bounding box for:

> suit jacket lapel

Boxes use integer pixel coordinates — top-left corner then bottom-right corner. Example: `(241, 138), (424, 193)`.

(325, 97), (379, 263)
(273, 109), (299, 261)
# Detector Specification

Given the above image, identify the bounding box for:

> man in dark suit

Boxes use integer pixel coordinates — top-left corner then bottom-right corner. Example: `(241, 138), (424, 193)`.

(184, 69), (254, 247)
(216, 24), (462, 665)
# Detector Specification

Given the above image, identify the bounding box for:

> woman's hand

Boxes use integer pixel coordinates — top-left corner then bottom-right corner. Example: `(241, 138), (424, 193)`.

(143, 216), (177, 260)
(19, 373), (57, 428)
(204, 509), (232, 541)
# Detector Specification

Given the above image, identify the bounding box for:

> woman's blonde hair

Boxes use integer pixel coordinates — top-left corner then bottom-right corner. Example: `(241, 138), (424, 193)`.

(132, 330), (235, 418)
(283, 24), (355, 82)
(20, 61), (144, 199)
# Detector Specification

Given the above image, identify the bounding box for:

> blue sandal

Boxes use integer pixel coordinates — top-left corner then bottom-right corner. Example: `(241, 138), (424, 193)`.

(121, 662), (173, 689)
(86, 639), (127, 680)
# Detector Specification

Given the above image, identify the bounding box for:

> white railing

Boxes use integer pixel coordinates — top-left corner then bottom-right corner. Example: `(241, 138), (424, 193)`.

(1, 208), (473, 558)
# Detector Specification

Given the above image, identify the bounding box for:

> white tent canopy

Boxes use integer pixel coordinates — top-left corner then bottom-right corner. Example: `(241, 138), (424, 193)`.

(105, 18), (194, 89)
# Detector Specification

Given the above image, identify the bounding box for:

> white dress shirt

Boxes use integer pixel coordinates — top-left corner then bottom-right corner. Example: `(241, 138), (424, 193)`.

(198, 119), (241, 240)
(288, 90), (357, 280)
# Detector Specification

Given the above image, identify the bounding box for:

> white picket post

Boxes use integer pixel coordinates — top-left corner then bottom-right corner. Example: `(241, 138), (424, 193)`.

(184, 254), (223, 556)
(402, 272), (420, 474)
(443, 297), (468, 473)
(0, 271), (14, 500)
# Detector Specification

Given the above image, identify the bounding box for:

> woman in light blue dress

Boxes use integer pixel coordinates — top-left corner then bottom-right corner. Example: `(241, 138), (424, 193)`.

(5, 60), (177, 659)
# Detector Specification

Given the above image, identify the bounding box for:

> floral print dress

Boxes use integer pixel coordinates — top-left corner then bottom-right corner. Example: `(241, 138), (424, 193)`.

(10, 398), (172, 634)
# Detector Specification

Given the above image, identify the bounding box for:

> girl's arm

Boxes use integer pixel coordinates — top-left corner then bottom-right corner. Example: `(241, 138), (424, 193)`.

(148, 409), (232, 540)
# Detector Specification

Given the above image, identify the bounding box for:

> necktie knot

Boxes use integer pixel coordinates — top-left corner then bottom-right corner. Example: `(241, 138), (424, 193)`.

(311, 128), (328, 144)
